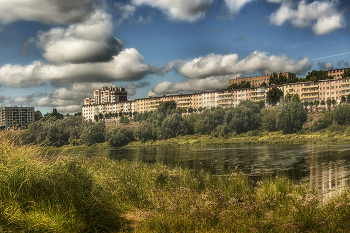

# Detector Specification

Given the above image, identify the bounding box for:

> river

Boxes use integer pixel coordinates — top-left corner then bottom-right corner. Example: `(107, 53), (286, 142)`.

(67, 143), (350, 202)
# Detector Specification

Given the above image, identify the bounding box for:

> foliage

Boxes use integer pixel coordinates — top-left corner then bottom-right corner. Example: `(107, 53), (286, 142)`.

(44, 108), (64, 119)
(343, 68), (350, 78)
(311, 111), (334, 131)
(159, 113), (189, 139)
(106, 127), (134, 147)
(74, 112), (82, 117)
(266, 87), (284, 106)
(80, 121), (106, 146)
(266, 94), (307, 134)
(268, 73), (288, 85)
(134, 121), (154, 142)
(305, 70), (332, 81)
(333, 103), (350, 125)
(34, 110), (43, 121)
(119, 115), (130, 124)
(158, 100), (177, 112)
(225, 81), (251, 90)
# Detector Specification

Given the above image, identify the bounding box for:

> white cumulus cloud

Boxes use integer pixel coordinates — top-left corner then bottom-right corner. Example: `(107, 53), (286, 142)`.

(269, 0), (345, 35)
(148, 75), (240, 96)
(131, 0), (211, 22)
(221, 0), (255, 17)
(0, 48), (157, 87)
(37, 10), (123, 64)
(0, 0), (96, 25)
(162, 51), (312, 79)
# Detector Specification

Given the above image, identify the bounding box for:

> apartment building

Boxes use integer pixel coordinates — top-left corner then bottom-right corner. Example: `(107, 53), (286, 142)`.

(229, 72), (296, 87)
(328, 68), (349, 79)
(82, 68), (350, 121)
(0, 106), (35, 128)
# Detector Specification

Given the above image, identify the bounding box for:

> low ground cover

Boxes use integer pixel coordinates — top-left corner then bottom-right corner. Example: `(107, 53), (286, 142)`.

(1, 134), (350, 232)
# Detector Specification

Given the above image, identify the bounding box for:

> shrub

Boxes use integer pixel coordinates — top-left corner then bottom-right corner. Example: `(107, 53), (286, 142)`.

(106, 127), (134, 147)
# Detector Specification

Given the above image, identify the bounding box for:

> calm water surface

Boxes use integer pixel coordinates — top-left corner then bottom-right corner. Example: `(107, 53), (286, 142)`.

(68, 144), (350, 201)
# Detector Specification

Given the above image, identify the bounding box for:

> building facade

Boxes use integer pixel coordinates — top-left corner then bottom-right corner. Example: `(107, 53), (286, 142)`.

(229, 72), (296, 87)
(82, 69), (350, 120)
(0, 106), (35, 128)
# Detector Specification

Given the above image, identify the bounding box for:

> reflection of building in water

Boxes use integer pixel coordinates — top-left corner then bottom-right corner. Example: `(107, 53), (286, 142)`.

(308, 152), (348, 203)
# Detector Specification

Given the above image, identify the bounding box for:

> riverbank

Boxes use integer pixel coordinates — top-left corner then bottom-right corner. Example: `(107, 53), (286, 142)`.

(125, 130), (350, 148)
(42, 130), (350, 154)
(2, 135), (350, 232)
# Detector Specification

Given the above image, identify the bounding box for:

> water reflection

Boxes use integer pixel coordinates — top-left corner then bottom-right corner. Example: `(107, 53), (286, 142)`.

(66, 143), (350, 201)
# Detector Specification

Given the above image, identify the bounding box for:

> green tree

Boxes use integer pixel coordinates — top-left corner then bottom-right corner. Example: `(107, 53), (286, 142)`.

(262, 108), (276, 132)
(331, 99), (336, 106)
(34, 110), (43, 121)
(274, 94), (307, 134)
(74, 112), (82, 117)
(159, 113), (189, 139)
(260, 82), (267, 87)
(198, 107), (203, 113)
(119, 115), (130, 124)
(188, 107), (194, 114)
(98, 113), (104, 120)
(347, 94), (350, 104)
(45, 108), (64, 119)
(128, 111), (132, 117)
(158, 101), (176, 112)
(134, 121), (153, 142)
(311, 111), (334, 131)
(314, 100), (320, 112)
(326, 98), (332, 110)
(266, 87), (284, 106)
(106, 127), (134, 147)
(118, 111), (123, 118)
(333, 103), (350, 125)
(342, 68), (350, 78)
(81, 121), (105, 146)
(309, 101), (314, 112)
(94, 115), (98, 122)
(341, 96), (346, 103)
(305, 70), (330, 81)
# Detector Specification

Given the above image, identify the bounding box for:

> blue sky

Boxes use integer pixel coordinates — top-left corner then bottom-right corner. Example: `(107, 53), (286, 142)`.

(0, 0), (349, 114)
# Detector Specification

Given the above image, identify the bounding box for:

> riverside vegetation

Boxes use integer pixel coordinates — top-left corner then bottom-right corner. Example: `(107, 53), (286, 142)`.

(19, 94), (350, 150)
(2, 134), (350, 232)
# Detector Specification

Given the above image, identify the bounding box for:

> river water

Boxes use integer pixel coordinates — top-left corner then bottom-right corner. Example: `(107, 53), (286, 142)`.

(68, 143), (350, 202)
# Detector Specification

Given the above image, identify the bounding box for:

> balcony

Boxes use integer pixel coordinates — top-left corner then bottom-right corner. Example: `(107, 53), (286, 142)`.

(301, 88), (318, 94)
(341, 85), (350, 90)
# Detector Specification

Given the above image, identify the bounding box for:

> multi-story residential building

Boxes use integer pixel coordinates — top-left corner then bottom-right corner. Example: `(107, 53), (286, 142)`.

(0, 106), (35, 129)
(328, 68), (349, 79)
(229, 72), (296, 87)
(82, 68), (350, 120)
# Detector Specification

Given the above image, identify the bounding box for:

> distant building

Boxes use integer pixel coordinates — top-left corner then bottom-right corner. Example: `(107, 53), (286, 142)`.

(328, 68), (349, 79)
(229, 72), (296, 87)
(0, 106), (35, 129)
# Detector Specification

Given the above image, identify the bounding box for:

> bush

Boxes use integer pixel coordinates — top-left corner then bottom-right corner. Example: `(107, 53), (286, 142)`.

(106, 127), (134, 147)
(81, 121), (106, 146)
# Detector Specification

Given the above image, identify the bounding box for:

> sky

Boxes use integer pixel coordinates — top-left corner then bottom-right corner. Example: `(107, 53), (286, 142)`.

(0, 0), (349, 114)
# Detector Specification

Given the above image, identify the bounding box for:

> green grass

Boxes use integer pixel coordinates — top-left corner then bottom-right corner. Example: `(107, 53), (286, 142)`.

(1, 133), (350, 232)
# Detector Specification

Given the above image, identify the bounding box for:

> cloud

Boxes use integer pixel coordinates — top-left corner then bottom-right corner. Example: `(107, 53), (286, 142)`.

(0, 48), (157, 87)
(9, 83), (115, 113)
(0, 92), (8, 104)
(131, 0), (211, 22)
(37, 10), (123, 64)
(0, 0), (96, 25)
(126, 82), (150, 96)
(148, 75), (240, 96)
(162, 51), (312, 79)
(114, 2), (137, 26)
(20, 37), (35, 57)
(221, 0), (255, 18)
(317, 61), (333, 70)
(337, 60), (349, 68)
(269, 0), (345, 35)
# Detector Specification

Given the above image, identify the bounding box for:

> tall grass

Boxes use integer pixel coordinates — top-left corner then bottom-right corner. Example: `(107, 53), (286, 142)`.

(0, 134), (124, 232)
(1, 133), (350, 232)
